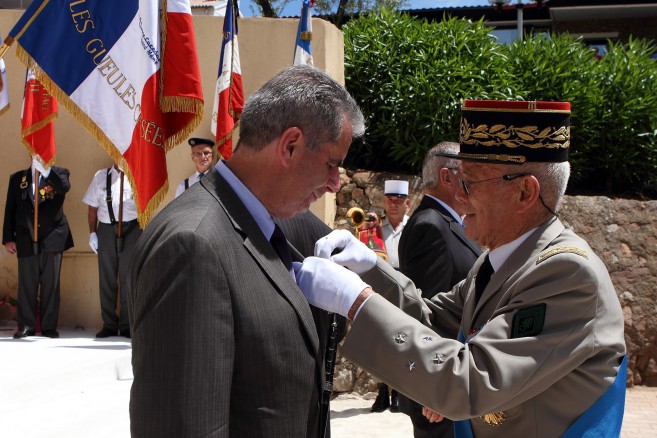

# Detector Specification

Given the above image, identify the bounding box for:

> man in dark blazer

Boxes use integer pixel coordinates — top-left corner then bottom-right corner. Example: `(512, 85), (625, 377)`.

(398, 142), (481, 438)
(3, 156), (73, 339)
(128, 65), (365, 438)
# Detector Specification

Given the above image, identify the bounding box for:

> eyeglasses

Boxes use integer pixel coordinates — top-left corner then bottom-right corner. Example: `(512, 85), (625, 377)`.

(459, 173), (528, 196)
(191, 151), (213, 158)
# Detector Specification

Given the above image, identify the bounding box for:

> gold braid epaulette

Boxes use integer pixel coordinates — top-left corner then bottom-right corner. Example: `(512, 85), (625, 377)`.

(536, 246), (588, 264)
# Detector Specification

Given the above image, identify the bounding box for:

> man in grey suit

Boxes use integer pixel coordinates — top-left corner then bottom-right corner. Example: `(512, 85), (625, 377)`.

(297, 100), (626, 437)
(397, 142), (481, 437)
(128, 65), (364, 437)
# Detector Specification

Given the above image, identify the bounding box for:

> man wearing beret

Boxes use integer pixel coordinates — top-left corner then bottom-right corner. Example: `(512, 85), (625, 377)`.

(83, 163), (141, 338)
(297, 100), (626, 437)
(175, 137), (216, 198)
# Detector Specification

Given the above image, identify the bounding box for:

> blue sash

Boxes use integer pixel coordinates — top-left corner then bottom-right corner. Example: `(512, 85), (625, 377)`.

(453, 327), (626, 438)
(562, 355), (627, 437)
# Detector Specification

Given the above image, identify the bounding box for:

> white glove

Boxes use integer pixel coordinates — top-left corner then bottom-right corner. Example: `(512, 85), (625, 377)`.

(314, 229), (377, 274)
(294, 257), (369, 317)
(32, 156), (51, 178)
(89, 232), (99, 254)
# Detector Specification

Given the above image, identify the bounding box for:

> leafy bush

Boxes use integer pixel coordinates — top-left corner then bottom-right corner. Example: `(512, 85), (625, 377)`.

(344, 10), (657, 197)
(344, 11), (517, 173)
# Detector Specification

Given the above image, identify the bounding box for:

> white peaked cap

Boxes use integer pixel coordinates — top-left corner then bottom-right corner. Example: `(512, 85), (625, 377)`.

(384, 180), (409, 196)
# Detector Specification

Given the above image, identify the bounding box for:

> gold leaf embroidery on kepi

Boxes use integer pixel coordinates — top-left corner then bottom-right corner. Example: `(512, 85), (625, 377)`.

(482, 411), (506, 426)
(460, 118), (570, 151)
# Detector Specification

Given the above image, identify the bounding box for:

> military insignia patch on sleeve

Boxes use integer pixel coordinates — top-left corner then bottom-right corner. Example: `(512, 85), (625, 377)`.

(536, 246), (588, 264)
(511, 304), (546, 338)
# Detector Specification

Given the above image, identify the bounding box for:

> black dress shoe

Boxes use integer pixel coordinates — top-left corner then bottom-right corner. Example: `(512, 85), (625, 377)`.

(95, 328), (119, 338)
(41, 330), (60, 338)
(13, 328), (36, 339)
(120, 329), (131, 339)
(371, 384), (391, 413)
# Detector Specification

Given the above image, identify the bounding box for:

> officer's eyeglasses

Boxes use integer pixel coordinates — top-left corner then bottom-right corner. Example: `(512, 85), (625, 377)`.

(192, 151), (213, 158)
(459, 173), (528, 197)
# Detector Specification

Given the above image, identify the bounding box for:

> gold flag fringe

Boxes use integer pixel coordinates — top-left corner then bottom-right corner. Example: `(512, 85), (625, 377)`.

(21, 112), (58, 136)
(20, 139), (57, 168)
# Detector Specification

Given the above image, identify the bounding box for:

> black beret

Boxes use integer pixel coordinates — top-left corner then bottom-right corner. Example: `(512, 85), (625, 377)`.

(188, 137), (215, 147)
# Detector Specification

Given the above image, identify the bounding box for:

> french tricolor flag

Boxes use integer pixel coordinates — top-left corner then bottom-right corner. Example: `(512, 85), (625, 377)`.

(211, 0), (244, 160)
(22, 67), (58, 166)
(293, 0), (314, 66)
(5, 0), (203, 226)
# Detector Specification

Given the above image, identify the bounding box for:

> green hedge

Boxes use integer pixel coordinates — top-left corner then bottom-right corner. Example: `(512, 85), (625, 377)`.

(343, 10), (657, 197)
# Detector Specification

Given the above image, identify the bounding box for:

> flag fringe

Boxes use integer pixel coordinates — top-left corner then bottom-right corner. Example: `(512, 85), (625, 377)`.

(21, 112), (58, 136)
(20, 138), (57, 168)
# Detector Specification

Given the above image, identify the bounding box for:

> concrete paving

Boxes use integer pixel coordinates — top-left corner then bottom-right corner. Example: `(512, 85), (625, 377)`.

(1, 326), (655, 437)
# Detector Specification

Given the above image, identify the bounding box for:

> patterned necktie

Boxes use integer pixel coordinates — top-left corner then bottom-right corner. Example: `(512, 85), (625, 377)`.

(475, 255), (494, 304)
(270, 224), (293, 276)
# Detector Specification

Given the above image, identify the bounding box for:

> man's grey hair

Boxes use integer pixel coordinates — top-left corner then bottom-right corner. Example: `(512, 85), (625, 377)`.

(422, 141), (460, 189)
(237, 65), (365, 152)
(515, 161), (571, 212)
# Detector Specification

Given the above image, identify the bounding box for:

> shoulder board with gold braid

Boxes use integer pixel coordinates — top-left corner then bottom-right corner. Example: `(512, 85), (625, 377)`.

(536, 246), (588, 264)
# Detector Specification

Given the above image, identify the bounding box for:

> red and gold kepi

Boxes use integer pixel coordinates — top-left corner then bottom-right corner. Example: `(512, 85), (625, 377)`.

(458, 100), (571, 164)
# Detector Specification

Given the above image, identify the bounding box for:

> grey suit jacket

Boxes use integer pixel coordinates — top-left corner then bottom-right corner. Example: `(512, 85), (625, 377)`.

(345, 218), (626, 437)
(128, 170), (323, 437)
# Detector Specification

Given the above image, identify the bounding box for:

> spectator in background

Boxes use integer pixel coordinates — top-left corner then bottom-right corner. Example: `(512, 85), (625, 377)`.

(83, 163), (141, 338)
(3, 156), (73, 339)
(175, 137), (216, 198)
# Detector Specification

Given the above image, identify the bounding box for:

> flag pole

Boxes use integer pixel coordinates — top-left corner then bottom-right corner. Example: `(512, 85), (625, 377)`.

(0, 38), (13, 60)
(117, 170), (124, 252)
(33, 167), (40, 254)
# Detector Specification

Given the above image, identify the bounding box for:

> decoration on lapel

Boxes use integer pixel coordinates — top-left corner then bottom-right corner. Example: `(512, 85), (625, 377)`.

(422, 336), (434, 341)
(394, 333), (407, 344)
(20, 175), (28, 189)
(407, 361), (416, 371)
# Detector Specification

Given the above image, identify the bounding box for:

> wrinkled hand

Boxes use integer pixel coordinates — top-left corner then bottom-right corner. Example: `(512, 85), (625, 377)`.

(32, 156), (51, 178)
(314, 229), (377, 274)
(4, 242), (17, 255)
(89, 232), (99, 254)
(294, 257), (370, 317)
(422, 407), (445, 423)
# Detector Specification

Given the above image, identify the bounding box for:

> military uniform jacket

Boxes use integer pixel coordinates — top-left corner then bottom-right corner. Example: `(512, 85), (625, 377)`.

(2, 167), (73, 257)
(128, 170), (325, 438)
(348, 218), (626, 437)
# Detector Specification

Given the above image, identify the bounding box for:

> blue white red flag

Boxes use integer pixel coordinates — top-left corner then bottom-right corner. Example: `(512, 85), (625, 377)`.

(5, 0), (204, 225)
(0, 33), (9, 117)
(211, 0), (243, 160)
(293, 0), (314, 66)
(22, 66), (58, 166)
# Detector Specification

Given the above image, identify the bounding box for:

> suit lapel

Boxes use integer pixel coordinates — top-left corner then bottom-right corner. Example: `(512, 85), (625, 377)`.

(422, 196), (480, 256)
(201, 170), (320, 356)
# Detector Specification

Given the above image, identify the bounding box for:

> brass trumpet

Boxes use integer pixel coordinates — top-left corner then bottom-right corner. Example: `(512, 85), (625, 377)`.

(346, 207), (366, 228)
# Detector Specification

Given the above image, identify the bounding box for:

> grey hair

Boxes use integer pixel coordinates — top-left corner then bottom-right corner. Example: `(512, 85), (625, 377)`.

(422, 141), (460, 189)
(515, 161), (571, 212)
(237, 65), (365, 152)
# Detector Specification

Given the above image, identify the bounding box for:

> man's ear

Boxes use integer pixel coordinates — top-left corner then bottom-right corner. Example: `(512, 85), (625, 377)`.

(277, 127), (304, 167)
(518, 175), (541, 211)
(439, 167), (454, 185)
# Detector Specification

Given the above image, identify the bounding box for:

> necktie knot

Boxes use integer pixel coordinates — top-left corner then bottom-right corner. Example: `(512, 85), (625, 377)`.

(198, 172), (204, 180)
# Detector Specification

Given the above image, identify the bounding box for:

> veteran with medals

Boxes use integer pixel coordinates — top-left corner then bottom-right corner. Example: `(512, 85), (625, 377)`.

(296, 100), (627, 437)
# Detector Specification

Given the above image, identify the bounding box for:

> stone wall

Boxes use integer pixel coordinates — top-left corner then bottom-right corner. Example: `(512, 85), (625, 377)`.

(331, 169), (657, 392)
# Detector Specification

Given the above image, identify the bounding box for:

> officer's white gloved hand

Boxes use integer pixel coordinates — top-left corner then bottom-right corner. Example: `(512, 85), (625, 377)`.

(89, 232), (99, 254)
(32, 156), (51, 178)
(293, 257), (369, 317)
(314, 229), (377, 274)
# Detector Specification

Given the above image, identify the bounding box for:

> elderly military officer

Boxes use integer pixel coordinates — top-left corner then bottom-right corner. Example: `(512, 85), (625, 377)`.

(296, 100), (626, 437)
(83, 163), (141, 338)
(175, 137), (216, 198)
